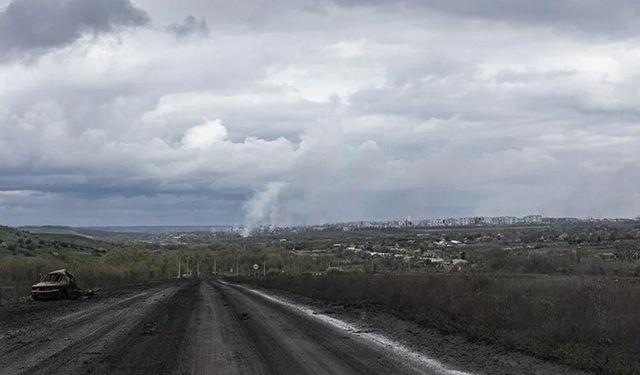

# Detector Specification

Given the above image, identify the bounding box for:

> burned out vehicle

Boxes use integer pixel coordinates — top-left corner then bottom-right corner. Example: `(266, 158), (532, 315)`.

(31, 269), (82, 301)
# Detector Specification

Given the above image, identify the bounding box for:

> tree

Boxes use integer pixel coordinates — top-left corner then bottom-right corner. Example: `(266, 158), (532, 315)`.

(614, 241), (639, 262)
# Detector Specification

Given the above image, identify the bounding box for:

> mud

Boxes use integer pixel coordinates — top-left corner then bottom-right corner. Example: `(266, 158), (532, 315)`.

(0, 279), (590, 375)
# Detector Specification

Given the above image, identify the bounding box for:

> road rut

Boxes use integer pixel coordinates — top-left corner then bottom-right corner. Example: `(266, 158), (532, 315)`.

(0, 280), (589, 375)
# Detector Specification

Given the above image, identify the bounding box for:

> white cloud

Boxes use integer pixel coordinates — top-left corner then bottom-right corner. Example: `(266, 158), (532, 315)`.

(182, 119), (228, 149)
(1, 0), (640, 225)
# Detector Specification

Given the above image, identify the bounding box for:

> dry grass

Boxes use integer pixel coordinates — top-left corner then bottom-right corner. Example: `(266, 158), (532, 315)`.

(249, 273), (640, 374)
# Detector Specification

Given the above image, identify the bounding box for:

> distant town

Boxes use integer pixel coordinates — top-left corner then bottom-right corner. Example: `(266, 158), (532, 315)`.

(244, 214), (639, 235)
(18, 215), (640, 247)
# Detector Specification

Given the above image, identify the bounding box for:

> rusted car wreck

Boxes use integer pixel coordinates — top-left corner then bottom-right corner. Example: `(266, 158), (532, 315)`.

(31, 269), (83, 301)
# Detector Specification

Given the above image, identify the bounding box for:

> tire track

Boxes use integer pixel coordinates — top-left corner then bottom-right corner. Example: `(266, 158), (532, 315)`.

(77, 282), (199, 375)
(0, 284), (181, 375)
(3, 279), (579, 375)
(210, 280), (455, 375)
(176, 281), (268, 375)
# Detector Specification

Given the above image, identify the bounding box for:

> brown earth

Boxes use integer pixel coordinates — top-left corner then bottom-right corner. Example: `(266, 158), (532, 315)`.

(0, 279), (590, 375)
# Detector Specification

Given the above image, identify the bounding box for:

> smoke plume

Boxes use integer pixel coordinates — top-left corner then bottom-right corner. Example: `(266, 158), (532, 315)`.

(241, 181), (288, 236)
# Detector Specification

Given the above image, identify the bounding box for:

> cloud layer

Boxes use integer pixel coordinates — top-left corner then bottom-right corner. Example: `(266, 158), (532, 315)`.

(0, 0), (149, 61)
(0, 0), (639, 226)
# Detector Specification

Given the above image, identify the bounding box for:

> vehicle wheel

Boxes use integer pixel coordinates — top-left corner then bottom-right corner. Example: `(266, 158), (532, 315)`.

(60, 289), (70, 300)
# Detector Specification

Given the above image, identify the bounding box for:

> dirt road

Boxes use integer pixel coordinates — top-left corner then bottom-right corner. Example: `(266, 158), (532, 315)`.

(0, 280), (588, 375)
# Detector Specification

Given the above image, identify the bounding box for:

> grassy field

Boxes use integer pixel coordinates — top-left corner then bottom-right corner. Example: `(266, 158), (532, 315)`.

(0, 226), (112, 256)
(244, 273), (640, 374)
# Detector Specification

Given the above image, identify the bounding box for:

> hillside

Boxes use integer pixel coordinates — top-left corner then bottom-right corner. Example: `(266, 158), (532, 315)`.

(0, 225), (112, 257)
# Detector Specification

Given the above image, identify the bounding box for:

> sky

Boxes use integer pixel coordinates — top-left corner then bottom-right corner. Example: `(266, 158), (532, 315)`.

(1, 0), (640, 227)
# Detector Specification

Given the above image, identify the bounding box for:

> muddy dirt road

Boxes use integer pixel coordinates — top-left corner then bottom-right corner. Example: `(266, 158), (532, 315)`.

(0, 280), (588, 375)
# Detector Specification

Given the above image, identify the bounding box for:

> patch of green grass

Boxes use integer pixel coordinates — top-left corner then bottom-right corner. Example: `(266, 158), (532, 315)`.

(0, 225), (112, 258)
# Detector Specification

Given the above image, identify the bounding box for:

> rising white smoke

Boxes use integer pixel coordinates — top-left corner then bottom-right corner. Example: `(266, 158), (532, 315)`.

(241, 181), (288, 236)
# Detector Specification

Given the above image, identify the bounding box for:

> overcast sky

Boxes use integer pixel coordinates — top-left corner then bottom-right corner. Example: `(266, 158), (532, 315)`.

(1, 0), (639, 227)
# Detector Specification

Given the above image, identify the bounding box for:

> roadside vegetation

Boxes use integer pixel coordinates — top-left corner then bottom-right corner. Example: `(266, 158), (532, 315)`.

(0, 225), (336, 296)
(245, 273), (640, 374)
(0, 226), (180, 294)
(4, 221), (640, 373)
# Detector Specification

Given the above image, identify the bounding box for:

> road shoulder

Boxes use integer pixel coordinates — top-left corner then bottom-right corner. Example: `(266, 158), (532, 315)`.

(230, 281), (591, 375)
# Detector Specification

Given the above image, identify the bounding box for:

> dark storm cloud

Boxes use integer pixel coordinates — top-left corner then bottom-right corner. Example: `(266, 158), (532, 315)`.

(1, 0), (640, 226)
(167, 15), (209, 38)
(0, 0), (149, 60)
(0, 172), (251, 201)
(421, 0), (640, 35)
(335, 0), (640, 38)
